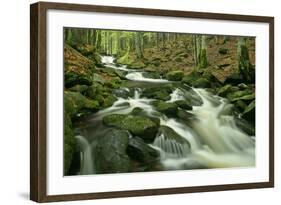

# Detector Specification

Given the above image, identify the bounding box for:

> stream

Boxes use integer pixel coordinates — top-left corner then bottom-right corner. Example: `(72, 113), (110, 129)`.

(75, 55), (255, 175)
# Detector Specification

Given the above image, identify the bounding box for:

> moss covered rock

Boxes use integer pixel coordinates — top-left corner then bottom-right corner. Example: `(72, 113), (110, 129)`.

(141, 85), (173, 101)
(192, 78), (211, 88)
(242, 100), (255, 125)
(166, 70), (184, 81)
(64, 91), (99, 117)
(103, 114), (159, 142)
(227, 90), (255, 102)
(65, 71), (92, 88)
(174, 100), (192, 110)
(153, 101), (178, 116)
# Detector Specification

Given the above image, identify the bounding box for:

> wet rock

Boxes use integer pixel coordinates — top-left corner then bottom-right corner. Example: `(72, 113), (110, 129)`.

(142, 72), (161, 79)
(94, 129), (130, 174)
(113, 88), (132, 98)
(166, 70), (184, 81)
(235, 117), (255, 136)
(242, 100), (255, 125)
(127, 137), (160, 163)
(103, 114), (159, 142)
(174, 100), (192, 110)
(141, 86), (173, 101)
(177, 109), (195, 122)
(179, 85), (203, 106)
(153, 101), (178, 116)
(217, 84), (239, 97)
(227, 90), (255, 102)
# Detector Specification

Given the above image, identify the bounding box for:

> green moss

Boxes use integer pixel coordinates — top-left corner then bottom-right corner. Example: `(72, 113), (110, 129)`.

(153, 101), (178, 116)
(64, 91), (100, 117)
(103, 114), (159, 142)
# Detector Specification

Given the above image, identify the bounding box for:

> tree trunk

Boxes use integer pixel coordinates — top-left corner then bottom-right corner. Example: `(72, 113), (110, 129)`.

(135, 32), (143, 58)
(198, 35), (208, 68)
(95, 30), (102, 51)
(237, 37), (252, 82)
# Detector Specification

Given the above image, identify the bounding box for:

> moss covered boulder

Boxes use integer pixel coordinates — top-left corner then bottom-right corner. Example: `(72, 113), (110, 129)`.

(64, 91), (99, 117)
(153, 101), (178, 116)
(65, 71), (93, 88)
(226, 89), (255, 102)
(141, 85), (173, 101)
(103, 114), (159, 142)
(192, 78), (211, 88)
(166, 70), (184, 81)
(94, 129), (130, 174)
(174, 100), (192, 110)
(242, 100), (255, 124)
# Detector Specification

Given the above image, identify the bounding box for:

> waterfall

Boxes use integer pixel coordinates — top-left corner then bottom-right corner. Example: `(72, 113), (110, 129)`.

(101, 55), (114, 64)
(126, 72), (169, 83)
(75, 135), (95, 175)
(191, 89), (255, 154)
(153, 134), (190, 159)
(168, 88), (185, 102)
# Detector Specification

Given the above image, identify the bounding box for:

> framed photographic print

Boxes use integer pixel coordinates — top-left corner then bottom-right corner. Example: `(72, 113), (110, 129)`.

(30, 1), (274, 202)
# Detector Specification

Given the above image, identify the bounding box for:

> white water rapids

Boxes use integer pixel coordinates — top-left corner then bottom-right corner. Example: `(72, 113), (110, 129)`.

(74, 56), (255, 174)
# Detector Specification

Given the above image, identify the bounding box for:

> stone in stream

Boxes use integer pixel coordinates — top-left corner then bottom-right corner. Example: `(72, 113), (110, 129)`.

(94, 129), (130, 174)
(177, 109), (196, 122)
(141, 85), (173, 101)
(242, 100), (255, 125)
(226, 89), (255, 102)
(103, 114), (159, 142)
(130, 107), (161, 126)
(127, 137), (160, 164)
(142, 72), (161, 79)
(112, 88), (133, 98)
(178, 85), (203, 106)
(235, 117), (255, 136)
(174, 100), (192, 110)
(153, 101), (178, 116)
(166, 70), (184, 81)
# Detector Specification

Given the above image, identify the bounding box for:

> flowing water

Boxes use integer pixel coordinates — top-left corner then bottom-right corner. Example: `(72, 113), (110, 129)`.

(74, 55), (255, 174)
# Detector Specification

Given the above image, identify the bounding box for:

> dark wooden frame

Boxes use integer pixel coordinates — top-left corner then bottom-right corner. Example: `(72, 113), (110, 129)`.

(30, 1), (274, 202)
